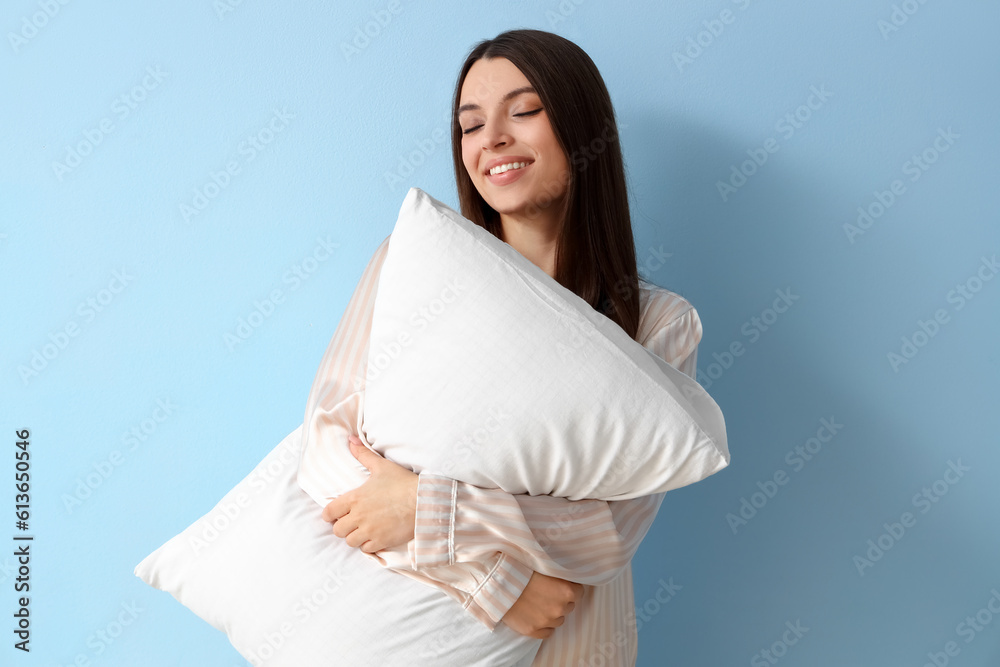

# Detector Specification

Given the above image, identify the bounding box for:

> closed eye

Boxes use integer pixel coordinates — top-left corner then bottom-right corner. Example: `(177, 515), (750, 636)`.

(461, 108), (544, 135)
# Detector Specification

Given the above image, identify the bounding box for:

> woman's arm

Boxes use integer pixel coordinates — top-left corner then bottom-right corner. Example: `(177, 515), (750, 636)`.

(296, 234), (392, 501)
(295, 234), (515, 628)
(410, 310), (702, 626)
(297, 239), (702, 629)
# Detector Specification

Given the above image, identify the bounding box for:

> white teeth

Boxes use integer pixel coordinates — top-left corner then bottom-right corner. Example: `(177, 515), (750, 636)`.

(489, 161), (527, 176)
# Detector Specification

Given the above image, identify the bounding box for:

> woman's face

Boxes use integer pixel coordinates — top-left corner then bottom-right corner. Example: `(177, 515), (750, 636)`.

(458, 57), (570, 229)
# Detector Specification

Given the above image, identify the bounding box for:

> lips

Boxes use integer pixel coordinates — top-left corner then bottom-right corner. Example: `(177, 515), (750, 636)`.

(485, 160), (532, 186)
(482, 156), (534, 175)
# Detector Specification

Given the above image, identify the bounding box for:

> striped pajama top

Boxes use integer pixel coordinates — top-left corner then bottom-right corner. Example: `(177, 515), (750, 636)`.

(297, 233), (703, 667)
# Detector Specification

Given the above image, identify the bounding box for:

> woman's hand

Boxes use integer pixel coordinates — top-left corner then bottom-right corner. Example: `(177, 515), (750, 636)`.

(500, 571), (586, 639)
(321, 435), (418, 554)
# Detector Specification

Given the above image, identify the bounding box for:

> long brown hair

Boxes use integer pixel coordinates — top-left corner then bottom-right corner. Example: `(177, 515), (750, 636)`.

(451, 29), (640, 341)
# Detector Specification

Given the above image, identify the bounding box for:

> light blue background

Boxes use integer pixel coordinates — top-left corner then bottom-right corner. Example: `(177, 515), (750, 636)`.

(3, 1), (999, 665)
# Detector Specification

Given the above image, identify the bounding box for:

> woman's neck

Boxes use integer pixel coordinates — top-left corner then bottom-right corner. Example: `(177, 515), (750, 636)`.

(500, 215), (560, 279)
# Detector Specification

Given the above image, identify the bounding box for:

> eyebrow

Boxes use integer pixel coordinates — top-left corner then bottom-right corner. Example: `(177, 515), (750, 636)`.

(457, 86), (537, 115)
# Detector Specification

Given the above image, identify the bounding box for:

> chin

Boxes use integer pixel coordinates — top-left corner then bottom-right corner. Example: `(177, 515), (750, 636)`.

(484, 195), (531, 216)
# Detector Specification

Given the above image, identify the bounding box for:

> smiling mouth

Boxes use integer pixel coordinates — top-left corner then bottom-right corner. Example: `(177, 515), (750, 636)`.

(482, 158), (535, 176)
(484, 161), (534, 187)
(485, 160), (533, 176)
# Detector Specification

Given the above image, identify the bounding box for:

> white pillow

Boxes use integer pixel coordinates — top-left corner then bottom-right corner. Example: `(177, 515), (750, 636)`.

(134, 424), (542, 667)
(300, 187), (729, 511)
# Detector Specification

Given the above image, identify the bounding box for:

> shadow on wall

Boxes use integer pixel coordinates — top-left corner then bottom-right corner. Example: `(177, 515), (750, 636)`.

(619, 112), (986, 665)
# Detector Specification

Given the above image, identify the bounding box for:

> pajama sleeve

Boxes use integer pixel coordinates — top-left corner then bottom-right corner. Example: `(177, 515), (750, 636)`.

(296, 232), (511, 629)
(300, 235), (385, 430)
(410, 307), (703, 628)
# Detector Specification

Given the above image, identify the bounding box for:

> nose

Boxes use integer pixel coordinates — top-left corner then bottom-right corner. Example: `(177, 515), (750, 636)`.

(481, 115), (510, 151)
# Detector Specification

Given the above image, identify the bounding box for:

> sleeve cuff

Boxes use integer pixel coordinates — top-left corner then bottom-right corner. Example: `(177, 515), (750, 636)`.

(469, 552), (535, 628)
(410, 472), (457, 570)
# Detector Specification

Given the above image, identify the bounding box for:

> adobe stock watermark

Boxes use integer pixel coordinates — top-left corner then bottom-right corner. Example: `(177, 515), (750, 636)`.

(586, 244), (676, 322)
(213, 0), (249, 20)
(225, 235), (340, 351)
(725, 417), (844, 535)
(717, 84), (833, 202)
(878, 0), (933, 40)
(187, 436), (300, 555)
(341, 0), (403, 62)
(385, 67), (506, 191)
(553, 311), (594, 363)
(750, 619), (809, 666)
(243, 563), (354, 666)
(920, 588), (1000, 667)
(180, 107), (294, 224)
(696, 287), (800, 390)
(844, 127), (958, 244)
(573, 577), (679, 666)
(886, 253), (996, 372)
(631, 577), (682, 634)
(363, 276), (467, 381)
(599, 426), (675, 500)
(534, 497), (592, 552)
(8, 0), (72, 54)
(51, 66), (168, 182)
(62, 398), (177, 513)
(341, 260), (474, 395)
(0, 558), (16, 586)
(430, 404), (512, 477)
(544, 0), (587, 29)
(417, 617), (466, 660)
(672, 0), (755, 73)
(17, 267), (135, 386)
(55, 600), (143, 667)
(522, 115), (625, 221)
(853, 459), (970, 576)
(383, 125), (449, 192)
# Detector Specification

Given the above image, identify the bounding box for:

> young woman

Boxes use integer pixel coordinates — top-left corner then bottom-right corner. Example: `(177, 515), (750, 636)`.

(309, 29), (704, 666)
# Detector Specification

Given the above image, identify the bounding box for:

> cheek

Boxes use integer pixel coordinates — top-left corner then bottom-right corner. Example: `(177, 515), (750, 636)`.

(533, 129), (567, 169)
(461, 144), (478, 178)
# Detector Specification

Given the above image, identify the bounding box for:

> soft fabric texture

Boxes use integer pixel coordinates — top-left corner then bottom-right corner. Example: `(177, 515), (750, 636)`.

(297, 187), (729, 514)
(292, 226), (712, 658)
(135, 187), (730, 666)
(134, 424), (542, 667)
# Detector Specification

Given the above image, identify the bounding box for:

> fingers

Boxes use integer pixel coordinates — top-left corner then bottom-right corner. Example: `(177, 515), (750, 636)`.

(322, 498), (347, 522)
(524, 625), (558, 639)
(331, 514), (359, 539)
(344, 529), (369, 549)
(328, 509), (379, 553)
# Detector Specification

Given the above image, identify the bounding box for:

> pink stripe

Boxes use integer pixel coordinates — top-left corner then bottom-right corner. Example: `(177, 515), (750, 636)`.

(297, 236), (703, 665)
